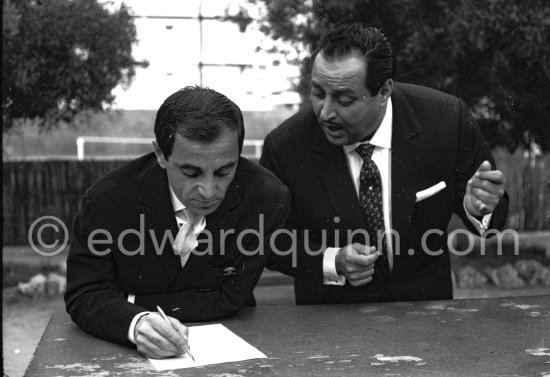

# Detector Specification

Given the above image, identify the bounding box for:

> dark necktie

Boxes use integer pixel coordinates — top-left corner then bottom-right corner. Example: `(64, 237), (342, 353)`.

(355, 144), (389, 275)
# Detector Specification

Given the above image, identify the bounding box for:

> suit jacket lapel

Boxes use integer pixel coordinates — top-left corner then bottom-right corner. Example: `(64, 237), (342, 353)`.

(310, 123), (365, 231)
(138, 163), (181, 283)
(390, 86), (431, 252)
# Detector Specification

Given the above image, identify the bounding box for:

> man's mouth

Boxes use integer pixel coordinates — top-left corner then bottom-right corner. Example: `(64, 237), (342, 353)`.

(196, 199), (219, 207)
(322, 122), (344, 133)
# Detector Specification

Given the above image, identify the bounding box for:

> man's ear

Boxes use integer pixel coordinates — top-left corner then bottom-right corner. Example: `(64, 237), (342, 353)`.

(378, 79), (394, 106)
(152, 140), (168, 169)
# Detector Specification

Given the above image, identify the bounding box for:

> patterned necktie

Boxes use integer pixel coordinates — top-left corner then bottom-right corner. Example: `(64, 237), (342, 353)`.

(173, 208), (198, 268)
(355, 144), (389, 275)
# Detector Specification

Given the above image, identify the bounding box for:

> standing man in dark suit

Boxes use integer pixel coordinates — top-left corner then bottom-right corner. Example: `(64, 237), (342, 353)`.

(261, 23), (508, 305)
(65, 86), (290, 358)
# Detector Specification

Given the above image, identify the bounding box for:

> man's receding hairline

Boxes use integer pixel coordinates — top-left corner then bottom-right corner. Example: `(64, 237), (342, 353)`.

(174, 125), (240, 143)
(317, 48), (366, 62)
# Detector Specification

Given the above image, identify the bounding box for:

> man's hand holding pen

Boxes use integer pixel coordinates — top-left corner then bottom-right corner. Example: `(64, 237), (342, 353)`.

(134, 311), (190, 359)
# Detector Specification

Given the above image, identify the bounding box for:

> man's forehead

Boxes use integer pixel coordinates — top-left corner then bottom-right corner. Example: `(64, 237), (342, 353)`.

(311, 54), (367, 91)
(171, 132), (239, 167)
(173, 129), (238, 147)
(314, 52), (365, 70)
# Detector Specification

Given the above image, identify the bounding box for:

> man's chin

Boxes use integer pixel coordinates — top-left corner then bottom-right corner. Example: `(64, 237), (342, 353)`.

(323, 131), (349, 146)
(189, 202), (221, 217)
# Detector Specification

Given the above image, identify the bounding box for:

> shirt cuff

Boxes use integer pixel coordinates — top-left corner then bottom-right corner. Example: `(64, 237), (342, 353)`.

(463, 198), (492, 235)
(323, 247), (346, 286)
(127, 312), (150, 344)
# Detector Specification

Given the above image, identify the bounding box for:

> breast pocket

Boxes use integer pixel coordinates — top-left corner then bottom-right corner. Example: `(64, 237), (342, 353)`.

(412, 184), (452, 231)
(415, 181), (446, 203)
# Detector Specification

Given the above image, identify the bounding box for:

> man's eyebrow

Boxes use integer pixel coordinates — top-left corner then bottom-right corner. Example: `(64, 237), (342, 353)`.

(216, 161), (237, 171)
(310, 82), (355, 96)
(177, 161), (237, 170)
(177, 163), (201, 170)
(332, 88), (356, 96)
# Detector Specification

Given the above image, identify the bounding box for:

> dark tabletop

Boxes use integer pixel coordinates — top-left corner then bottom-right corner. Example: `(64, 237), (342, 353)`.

(25, 295), (550, 376)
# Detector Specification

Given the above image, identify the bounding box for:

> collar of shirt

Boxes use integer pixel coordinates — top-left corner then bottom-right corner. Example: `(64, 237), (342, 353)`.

(168, 186), (206, 232)
(343, 97), (393, 154)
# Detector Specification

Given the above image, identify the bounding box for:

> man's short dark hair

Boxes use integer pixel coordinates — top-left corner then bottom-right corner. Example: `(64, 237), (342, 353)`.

(312, 23), (395, 95)
(154, 86), (245, 159)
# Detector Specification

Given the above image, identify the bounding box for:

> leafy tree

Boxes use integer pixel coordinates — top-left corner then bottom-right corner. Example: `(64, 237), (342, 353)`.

(246, 0), (550, 151)
(2, 0), (142, 131)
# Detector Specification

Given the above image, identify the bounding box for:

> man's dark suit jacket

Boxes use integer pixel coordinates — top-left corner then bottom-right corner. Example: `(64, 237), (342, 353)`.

(65, 153), (290, 347)
(260, 83), (508, 305)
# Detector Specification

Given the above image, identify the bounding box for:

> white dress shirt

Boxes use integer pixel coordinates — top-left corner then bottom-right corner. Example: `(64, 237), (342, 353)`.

(169, 187), (207, 237)
(323, 98), (492, 285)
(323, 99), (394, 285)
(127, 186), (205, 343)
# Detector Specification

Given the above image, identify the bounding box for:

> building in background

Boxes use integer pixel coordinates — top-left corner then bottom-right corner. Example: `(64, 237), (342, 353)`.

(111, 0), (301, 111)
(2, 0), (301, 161)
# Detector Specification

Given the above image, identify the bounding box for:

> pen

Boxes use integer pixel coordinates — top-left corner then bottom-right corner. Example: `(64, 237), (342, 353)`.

(156, 305), (195, 362)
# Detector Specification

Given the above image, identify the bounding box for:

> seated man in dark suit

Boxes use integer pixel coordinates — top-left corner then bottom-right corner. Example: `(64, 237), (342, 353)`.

(65, 86), (290, 358)
(261, 23), (508, 304)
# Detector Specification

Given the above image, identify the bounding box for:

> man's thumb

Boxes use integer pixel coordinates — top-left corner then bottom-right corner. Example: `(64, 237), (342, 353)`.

(476, 160), (492, 173)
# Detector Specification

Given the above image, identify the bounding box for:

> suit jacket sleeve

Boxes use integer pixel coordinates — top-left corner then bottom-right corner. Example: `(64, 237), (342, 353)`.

(65, 196), (145, 347)
(133, 188), (291, 321)
(453, 100), (508, 233)
(260, 134), (326, 284)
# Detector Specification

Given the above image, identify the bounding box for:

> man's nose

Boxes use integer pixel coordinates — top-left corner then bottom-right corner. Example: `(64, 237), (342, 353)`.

(319, 98), (336, 121)
(197, 176), (216, 199)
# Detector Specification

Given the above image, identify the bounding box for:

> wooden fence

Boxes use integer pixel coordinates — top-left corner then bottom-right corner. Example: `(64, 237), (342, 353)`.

(494, 150), (550, 230)
(3, 152), (549, 245)
(3, 160), (127, 245)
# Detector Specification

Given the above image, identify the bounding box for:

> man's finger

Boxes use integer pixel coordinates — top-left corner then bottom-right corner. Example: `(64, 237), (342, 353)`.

(474, 169), (505, 184)
(471, 187), (501, 204)
(154, 330), (185, 354)
(137, 315), (185, 353)
(348, 251), (378, 266)
(348, 267), (374, 281)
(352, 244), (377, 255)
(146, 328), (180, 352)
(168, 317), (189, 349)
(469, 177), (505, 194)
(348, 276), (373, 287)
(137, 337), (176, 359)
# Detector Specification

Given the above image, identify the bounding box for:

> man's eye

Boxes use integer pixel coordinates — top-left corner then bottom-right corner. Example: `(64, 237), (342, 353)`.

(338, 97), (355, 106)
(311, 89), (325, 98)
(215, 170), (230, 177)
(182, 170), (199, 178)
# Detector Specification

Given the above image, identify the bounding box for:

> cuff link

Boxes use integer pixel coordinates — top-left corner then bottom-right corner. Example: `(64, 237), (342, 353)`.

(223, 266), (237, 277)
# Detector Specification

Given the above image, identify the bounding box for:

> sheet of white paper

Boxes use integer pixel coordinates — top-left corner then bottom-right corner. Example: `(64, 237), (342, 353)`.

(148, 324), (267, 371)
